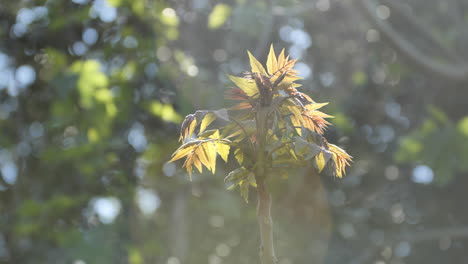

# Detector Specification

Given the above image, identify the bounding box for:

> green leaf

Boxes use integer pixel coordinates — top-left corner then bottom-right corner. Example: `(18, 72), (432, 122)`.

(234, 148), (244, 165)
(208, 4), (232, 29)
(247, 51), (268, 75)
(199, 112), (216, 133)
(225, 167), (248, 184)
(457, 116), (468, 137)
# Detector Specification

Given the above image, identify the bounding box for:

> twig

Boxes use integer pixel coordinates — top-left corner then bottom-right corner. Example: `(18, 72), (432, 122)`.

(358, 0), (468, 81)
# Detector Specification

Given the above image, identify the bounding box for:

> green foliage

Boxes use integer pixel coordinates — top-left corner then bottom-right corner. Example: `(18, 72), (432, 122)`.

(396, 106), (468, 185)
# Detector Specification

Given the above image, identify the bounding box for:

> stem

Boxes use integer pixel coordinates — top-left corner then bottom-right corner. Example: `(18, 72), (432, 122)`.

(256, 178), (277, 264)
(255, 107), (278, 264)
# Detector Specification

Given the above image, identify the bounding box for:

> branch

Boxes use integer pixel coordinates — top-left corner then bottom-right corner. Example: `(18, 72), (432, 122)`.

(395, 226), (468, 243)
(380, 0), (461, 63)
(358, 0), (468, 81)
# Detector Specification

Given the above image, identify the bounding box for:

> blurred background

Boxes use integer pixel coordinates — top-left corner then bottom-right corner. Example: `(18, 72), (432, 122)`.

(1, 0), (468, 263)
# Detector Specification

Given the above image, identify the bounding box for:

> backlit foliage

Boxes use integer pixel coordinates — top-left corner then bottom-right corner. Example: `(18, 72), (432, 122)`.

(169, 45), (351, 201)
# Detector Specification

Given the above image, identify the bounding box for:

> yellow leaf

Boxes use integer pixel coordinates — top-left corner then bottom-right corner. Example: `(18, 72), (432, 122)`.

(228, 75), (258, 97)
(333, 154), (343, 178)
(266, 44), (278, 75)
(216, 142), (230, 162)
(205, 141), (217, 174)
(168, 142), (196, 163)
(308, 110), (334, 118)
(183, 154), (194, 179)
(200, 112), (216, 134)
(315, 152), (326, 173)
(193, 155), (203, 173)
(290, 115), (302, 136)
(188, 119), (197, 139)
(328, 143), (352, 178)
(305, 102), (329, 111)
(196, 144), (210, 169)
(247, 51), (267, 75)
(288, 105), (302, 119)
(277, 49), (286, 68)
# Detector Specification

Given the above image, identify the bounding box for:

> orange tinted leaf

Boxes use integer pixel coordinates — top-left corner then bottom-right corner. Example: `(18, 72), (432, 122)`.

(225, 88), (249, 100)
(183, 153), (194, 179)
(193, 155), (203, 173)
(328, 143), (352, 178)
(230, 102), (252, 110)
(196, 144), (210, 169)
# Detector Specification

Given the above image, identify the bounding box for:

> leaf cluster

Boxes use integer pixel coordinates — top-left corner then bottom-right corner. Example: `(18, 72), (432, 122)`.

(169, 45), (352, 199)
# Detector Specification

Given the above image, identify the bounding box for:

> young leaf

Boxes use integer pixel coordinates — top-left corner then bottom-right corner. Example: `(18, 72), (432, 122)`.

(179, 114), (196, 142)
(199, 112), (216, 134)
(196, 143), (211, 169)
(234, 148), (244, 165)
(205, 141), (217, 174)
(168, 141), (198, 163)
(277, 48), (286, 68)
(228, 75), (258, 97)
(247, 51), (268, 75)
(305, 102), (329, 111)
(216, 142), (230, 162)
(266, 44), (278, 75)
(193, 155), (203, 173)
(315, 152), (326, 172)
(328, 144), (352, 178)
